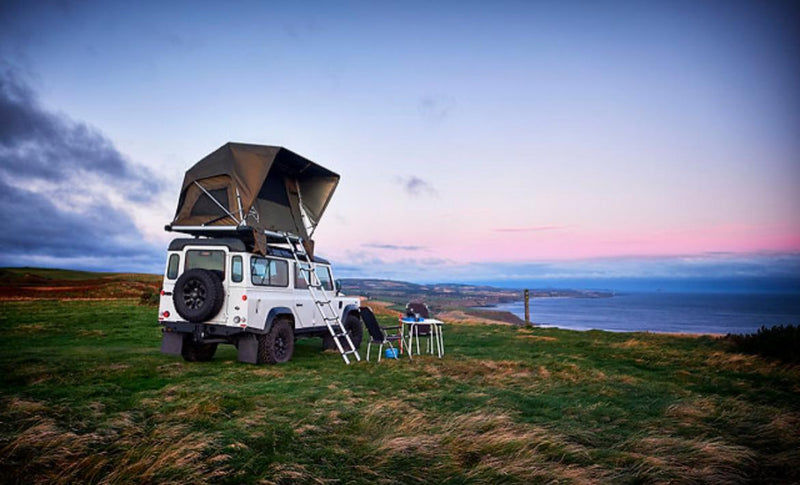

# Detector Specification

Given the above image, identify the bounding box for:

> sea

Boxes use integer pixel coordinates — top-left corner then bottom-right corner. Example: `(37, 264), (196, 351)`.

(485, 292), (800, 335)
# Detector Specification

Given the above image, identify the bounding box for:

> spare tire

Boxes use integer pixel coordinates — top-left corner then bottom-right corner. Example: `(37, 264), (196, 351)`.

(173, 268), (225, 322)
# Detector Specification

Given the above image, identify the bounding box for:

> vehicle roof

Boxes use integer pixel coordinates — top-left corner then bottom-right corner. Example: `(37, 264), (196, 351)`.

(168, 238), (331, 264)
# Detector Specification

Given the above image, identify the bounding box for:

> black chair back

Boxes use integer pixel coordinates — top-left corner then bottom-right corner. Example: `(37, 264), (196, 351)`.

(406, 302), (431, 335)
(407, 302), (430, 319)
(360, 307), (385, 342)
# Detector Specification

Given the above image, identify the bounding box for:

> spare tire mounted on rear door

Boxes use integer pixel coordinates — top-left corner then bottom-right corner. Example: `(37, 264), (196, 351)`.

(173, 268), (225, 322)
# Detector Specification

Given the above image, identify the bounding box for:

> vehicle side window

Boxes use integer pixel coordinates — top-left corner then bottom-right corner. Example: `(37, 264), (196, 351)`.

(231, 255), (243, 283)
(295, 263), (309, 289)
(251, 257), (288, 287)
(185, 250), (226, 280)
(295, 263), (333, 290)
(317, 266), (333, 291)
(166, 254), (179, 280)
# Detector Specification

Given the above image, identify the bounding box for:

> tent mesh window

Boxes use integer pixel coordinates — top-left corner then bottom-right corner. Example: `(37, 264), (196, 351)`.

(190, 188), (230, 217)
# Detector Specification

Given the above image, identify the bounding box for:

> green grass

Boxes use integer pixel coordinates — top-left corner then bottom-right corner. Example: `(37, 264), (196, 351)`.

(1, 301), (799, 484)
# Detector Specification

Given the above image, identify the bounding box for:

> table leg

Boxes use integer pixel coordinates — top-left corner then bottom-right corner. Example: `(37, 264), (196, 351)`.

(435, 324), (442, 358)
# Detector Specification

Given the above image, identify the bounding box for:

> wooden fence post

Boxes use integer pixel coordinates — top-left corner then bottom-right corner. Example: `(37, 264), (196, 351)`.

(524, 289), (530, 326)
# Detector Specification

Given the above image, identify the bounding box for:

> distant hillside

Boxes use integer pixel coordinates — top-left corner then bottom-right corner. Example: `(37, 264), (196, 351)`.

(0, 268), (606, 325)
(340, 278), (610, 312)
(0, 267), (160, 300)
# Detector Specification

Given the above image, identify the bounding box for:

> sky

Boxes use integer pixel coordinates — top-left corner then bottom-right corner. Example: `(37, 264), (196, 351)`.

(0, 0), (798, 290)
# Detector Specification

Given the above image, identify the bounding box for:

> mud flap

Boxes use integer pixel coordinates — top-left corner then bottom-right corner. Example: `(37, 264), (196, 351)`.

(161, 331), (184, 355)
(237, 334), (259, 364)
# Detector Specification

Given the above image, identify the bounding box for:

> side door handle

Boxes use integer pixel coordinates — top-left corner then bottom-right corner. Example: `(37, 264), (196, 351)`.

(296, 303), (303, 307)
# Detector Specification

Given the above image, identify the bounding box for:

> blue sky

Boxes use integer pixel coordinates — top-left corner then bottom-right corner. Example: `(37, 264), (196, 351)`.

(1, 1), (798, 290)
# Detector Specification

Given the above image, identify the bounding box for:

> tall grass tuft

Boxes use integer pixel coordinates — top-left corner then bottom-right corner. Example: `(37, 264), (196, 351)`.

(139, 288), (160, 306)
(727, 324), (800, 364)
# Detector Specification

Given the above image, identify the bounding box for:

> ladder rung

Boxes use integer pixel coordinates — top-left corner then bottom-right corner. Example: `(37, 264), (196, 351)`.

(343, 350), (358, 354)
(332, 332), (348, 338)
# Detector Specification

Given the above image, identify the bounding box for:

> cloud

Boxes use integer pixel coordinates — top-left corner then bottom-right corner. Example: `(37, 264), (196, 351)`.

(362, 243), (425, 251)
(0, 68), (159, 199)
(398, 175), (436, 197)
(494, 225), (564, 233)
(0, 178), (163, 271)
(0, 67), (165, 272)
(418, 94), (455, 121)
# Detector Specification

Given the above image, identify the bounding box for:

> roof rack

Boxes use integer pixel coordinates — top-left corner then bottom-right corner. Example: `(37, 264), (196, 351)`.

(165, 225), (300, 243)
(165, 225), (321, 258)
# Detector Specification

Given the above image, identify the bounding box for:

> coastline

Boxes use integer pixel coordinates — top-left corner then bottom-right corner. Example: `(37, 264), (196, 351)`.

(482, 291), (799, 335)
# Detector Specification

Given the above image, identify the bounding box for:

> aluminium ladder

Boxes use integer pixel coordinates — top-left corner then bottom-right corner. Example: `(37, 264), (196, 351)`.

(280, 232), (362, 365)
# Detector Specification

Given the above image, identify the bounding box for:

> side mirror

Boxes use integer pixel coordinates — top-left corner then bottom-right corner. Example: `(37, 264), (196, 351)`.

(335, 279), (343, 294)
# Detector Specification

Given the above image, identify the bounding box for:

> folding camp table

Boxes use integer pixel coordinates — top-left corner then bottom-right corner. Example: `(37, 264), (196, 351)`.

(400, 317), (444, 358)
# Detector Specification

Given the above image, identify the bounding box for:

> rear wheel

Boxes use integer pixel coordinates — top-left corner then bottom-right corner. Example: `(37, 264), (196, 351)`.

(181, 337), (218, 362)
(258, 319), (294, 364)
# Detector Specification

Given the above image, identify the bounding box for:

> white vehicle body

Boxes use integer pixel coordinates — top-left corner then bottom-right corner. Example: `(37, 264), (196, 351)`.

(158, 237), (361, 364)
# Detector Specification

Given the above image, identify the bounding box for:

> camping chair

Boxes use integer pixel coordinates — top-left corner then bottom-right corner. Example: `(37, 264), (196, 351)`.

(406, 302), (433, 353)
(360, 306), (406, 362)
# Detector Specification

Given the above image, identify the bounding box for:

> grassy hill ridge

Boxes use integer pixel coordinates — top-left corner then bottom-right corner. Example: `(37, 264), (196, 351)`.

(0, 267), (161, 300)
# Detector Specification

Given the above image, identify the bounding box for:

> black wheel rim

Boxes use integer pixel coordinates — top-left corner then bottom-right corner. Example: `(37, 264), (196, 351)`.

(275, 335), (287, 359)
(183, 277), (206, 309)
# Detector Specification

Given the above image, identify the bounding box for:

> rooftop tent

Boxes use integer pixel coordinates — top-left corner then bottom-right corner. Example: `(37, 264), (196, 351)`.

(170, 143), (339, 253)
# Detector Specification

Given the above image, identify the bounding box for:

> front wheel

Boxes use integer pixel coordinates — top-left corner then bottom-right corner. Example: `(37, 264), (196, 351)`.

(258, 319), (294, 364)
(322, 314), (363, 351)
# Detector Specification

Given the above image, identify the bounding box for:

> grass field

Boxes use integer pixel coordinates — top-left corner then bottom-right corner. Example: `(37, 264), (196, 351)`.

(1, 299), (799, 484)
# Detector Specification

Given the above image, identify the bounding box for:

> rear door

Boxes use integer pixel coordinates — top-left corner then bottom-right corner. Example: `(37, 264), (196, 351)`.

(248, 256), (292, 330)
(183, 247), (229, 324)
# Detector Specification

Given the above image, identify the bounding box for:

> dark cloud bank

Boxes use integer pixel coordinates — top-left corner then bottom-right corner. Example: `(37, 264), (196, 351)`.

(0, 68), (164, 272)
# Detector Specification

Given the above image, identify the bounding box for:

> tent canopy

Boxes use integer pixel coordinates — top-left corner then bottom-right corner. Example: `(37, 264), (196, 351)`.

(171, 143), (339, 249)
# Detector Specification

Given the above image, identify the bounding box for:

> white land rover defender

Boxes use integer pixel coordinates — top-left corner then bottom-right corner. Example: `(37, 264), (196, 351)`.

(158, 143), (364, 364)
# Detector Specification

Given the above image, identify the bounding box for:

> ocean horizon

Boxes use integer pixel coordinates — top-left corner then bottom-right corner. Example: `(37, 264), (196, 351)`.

(487, 291), (800, 335)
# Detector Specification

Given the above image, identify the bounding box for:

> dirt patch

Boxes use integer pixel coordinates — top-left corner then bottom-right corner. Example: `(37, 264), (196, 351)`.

(705, 351), (781, 375)
(78, 329), (106, 337)
(515, 334), (558, 342)
(358, 300), (398, 317)
(437, 310), (510, 326)
(612, 339), (652, 349)
(436, 359), (534, 385)
(7, 397), (47, 414)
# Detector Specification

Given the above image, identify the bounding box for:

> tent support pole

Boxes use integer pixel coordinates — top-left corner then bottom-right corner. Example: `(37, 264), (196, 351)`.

(193, 181), (240, 225)
(235, 188), (244, 225)
(294, 182), (316, 238)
